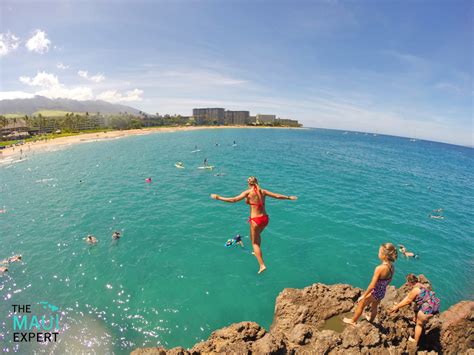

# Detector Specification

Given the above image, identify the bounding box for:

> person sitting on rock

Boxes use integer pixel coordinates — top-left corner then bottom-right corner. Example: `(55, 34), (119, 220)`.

(389, 274), (440, 346)
(343, 243), (398, 325)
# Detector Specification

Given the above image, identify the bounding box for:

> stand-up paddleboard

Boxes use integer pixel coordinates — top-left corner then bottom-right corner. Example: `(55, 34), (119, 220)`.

(232, 144), (237, 147)
(197, 165), (214, 170)
(191, 149), (201, 153)
(175, 164), (185, 169)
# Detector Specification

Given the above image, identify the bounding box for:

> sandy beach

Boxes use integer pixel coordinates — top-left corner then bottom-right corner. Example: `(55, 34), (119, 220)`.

(0, 125), (290, 163)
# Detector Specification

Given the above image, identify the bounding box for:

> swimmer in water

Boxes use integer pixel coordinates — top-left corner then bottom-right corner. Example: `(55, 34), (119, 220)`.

(432, 208), (443, 213)
(112, 231), (121, 240)
(234, 234), (244, 247)
(0, 266), (8, 273)
(225, 234), (244, 248)
(85, 235), (98, 244)
(145, 177), (152, 183)
(399, 245), (418, 258)
(1, 255), (22, 264)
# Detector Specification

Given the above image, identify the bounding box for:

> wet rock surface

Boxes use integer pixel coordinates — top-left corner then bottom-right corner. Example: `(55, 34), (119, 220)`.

(132, 276), (473, 354)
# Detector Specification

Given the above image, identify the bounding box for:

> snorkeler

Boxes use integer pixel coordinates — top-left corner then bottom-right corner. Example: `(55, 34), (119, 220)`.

(225, 234), (244, 248)
(399, 245), (418, 258)
(85, 235), (98, 244)
(211, 176), (297, 274)
(112, 231), (121, 240)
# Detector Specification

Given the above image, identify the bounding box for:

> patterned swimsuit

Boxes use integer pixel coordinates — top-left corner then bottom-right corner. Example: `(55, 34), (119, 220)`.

(371, 265), (393, 301)
(415, 286), (440, 315)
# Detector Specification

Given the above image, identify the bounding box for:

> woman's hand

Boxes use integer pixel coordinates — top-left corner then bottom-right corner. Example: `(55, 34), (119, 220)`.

(388, 305), (399, 314)
(288, 196), (298, 200)
(210, 194), (219, 200)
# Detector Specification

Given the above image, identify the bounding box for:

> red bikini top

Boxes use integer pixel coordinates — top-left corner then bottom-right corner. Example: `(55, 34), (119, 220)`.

(246, 185), (264, 207)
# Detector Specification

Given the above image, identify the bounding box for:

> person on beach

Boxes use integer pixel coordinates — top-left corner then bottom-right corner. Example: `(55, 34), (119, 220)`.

(343, 243), (398, 325)
(85, 235), (98, 244)
(399, 245), (418, 258)
(211, 176), (297, 274)
(389, 274), (440, 345)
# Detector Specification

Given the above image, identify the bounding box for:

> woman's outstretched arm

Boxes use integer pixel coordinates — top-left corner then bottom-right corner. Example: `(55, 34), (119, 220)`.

(211, 190), (250, 203)
(263, 189), (297, 200)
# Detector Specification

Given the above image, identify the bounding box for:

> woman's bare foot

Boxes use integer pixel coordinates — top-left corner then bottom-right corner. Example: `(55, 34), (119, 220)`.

(258, 266), (267, 274)
(343, 317), (356, 326)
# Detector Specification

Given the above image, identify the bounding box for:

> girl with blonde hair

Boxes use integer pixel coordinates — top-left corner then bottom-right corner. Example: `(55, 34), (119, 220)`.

(211, 176), (297, 274)
(343, 243), (398, 325)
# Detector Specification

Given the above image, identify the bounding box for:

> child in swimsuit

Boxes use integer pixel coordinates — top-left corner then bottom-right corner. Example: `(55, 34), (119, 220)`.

(389, 274), (441, 345)
(343, 243), (398, 325)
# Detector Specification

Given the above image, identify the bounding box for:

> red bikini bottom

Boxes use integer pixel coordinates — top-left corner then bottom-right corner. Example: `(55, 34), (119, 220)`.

(248, 214), (269, 227)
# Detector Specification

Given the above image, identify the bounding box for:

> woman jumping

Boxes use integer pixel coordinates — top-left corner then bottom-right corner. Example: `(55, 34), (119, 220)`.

(211, 176), (297, 274)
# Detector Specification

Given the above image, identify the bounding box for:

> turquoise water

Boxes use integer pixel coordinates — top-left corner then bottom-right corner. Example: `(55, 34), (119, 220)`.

(1, 128), (473, 353)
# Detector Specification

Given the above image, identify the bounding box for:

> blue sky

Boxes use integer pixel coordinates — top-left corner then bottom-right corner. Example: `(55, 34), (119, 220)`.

(0, 0), (472, 146)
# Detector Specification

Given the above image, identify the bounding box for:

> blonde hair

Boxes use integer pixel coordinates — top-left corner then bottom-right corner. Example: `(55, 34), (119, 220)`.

(247, 176), (258, 186)
(380, 242), (398, 262)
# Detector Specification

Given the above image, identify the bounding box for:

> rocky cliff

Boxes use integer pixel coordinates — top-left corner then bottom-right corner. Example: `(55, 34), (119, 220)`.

(132, 276), (473, 354)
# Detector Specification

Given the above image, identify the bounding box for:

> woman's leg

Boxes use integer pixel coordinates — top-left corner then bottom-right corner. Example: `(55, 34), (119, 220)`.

(250, 223), (266, 273)
(368, 299), (380, 322)
(411, 311), (430, 345)
(344, 295), (375, 324)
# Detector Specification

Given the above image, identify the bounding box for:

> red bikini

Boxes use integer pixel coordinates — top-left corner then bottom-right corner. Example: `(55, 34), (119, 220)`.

(247, 186), (269, 227)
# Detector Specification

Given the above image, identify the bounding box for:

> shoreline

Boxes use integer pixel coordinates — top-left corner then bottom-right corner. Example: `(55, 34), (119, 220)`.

(0, 125), (302, 163)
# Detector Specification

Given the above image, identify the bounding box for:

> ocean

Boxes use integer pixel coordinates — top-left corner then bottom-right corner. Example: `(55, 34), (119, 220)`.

(1, 128), (473, 353)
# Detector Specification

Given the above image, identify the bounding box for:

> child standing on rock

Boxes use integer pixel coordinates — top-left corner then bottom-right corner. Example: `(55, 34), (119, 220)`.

(343, 243), (398, 325)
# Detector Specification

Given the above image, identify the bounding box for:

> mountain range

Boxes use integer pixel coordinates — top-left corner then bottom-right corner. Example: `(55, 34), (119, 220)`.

(0, 96), (142, 115)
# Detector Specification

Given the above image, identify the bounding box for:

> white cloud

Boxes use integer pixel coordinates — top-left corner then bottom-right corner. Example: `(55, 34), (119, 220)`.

(0, 31), (20, 56)
(36, 86), (94, 101)
(14, 71), (142, 103)
(25, 30), (51, 54)
(96, 89), (143, 102)
(20, 72), (59, 87)
(0, 91), (35, 100)
(57, 62), (69, 70)
(78, 70), (105, 83)
(17, 71), (92, 100)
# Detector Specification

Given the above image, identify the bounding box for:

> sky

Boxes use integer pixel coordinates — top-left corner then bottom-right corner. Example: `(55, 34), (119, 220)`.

(0, 0), (472, 146)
